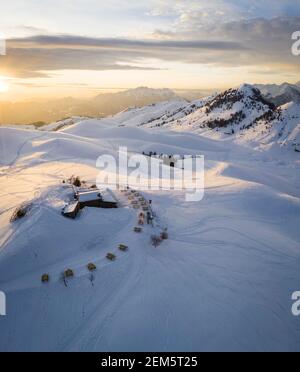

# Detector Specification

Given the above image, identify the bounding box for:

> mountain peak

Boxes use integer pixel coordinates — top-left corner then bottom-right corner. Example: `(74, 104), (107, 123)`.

(122, 86), (176, 97)
(254, 83), (300, 106)
(237, 83), (260, 97)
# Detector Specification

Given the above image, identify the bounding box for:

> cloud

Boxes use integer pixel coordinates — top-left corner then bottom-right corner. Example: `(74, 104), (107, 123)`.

(153, 16), (300, 72)
(10, 34), (246, 50)
(0, 15), (299, 79)
(147, 0), (300, 23)
(0, 34), (246, 78)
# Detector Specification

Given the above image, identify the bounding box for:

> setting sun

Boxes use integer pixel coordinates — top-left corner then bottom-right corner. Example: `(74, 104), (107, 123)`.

(0, 79), (9, 93)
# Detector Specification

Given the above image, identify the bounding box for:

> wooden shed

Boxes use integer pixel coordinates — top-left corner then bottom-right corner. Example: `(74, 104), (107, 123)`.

(77, 190), (102, 209)
(76, 189), (118, 209)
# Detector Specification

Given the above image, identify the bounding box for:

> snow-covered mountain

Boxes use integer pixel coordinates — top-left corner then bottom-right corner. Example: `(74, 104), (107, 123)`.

(92, 87), (181, 115)
(163, 84), (275, 131)
(100, 84), (298, 152)
(250, 101), (300, 151)
(158, 84), (300, 152)
(41, 83), (300, 152)
(270, 86), (300, 107)
(109, 87), (177, 100)
(254, 82), (300, 106)
(108, 84), (275, 133)
(163, 84), (300, 152)
(254, 82), (299, 97)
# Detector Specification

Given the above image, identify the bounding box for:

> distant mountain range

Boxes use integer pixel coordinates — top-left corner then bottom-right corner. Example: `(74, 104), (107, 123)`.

(92, 83), (299, 153)
(254, 82), (300, 106)
(93, 87), (179, 115)
(0, 87), (180, 125)
(33, 83), (299, 153)
(1, 83), (299, 126)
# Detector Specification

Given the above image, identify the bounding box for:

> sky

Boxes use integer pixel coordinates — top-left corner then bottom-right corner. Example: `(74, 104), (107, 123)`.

(0, 0), (300, 100)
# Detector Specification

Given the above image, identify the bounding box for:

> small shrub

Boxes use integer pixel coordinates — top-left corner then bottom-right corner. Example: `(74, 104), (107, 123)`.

(87, 263), (97, 271)
(119, 244), (128, 252)
(161, 229), (169, 240)
(10, 203), (32, 222)
(151, 235), (163, 247)
(73, 177), (81, 187)
(31, 121), (46, 128)
(41, 274), (50, 283)
(106, 253), (116, 261)
(64, 269), (74, 278)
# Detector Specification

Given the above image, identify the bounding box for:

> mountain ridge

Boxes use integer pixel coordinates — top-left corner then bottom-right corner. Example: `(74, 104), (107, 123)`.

(3, 83), (300, 152)
(0, 87), (181, 125)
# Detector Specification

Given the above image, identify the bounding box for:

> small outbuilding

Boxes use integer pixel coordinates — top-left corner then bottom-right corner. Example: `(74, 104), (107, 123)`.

(64, 269), (74, 278)
(119, 244), (128, 251)
(62, 201), (80, 219)
(41, 274), (50, 283)
(87, 263), (97, 272)
(106, 253), (116, 261)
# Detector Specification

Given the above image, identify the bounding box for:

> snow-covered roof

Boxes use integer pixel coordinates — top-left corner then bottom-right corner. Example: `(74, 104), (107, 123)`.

(77, 191), (102, 202)
(63, 201), (79, 213)
(76, 188), (117, 203)
(101, 189), (117, 203)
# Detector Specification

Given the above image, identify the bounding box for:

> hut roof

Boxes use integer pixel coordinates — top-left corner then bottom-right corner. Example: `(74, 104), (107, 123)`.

(100, 189), (118, 203)
(77, 191), (102, 202)
(63, 201), (79, 214)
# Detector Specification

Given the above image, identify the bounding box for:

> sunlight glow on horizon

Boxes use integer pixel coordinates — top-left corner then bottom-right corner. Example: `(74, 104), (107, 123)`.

(2, 63), (298, 102)
(0, 1), (299, 101)
(0, 79), (9, 93)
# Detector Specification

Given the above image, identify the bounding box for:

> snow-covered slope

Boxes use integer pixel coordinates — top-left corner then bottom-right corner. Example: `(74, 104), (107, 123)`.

(111, 99), (189, 128)
(1, 115), (300, 351)
(237, 102), (300, 152)
(43, 96), (209, 132)
(40, 116), (89, 132)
